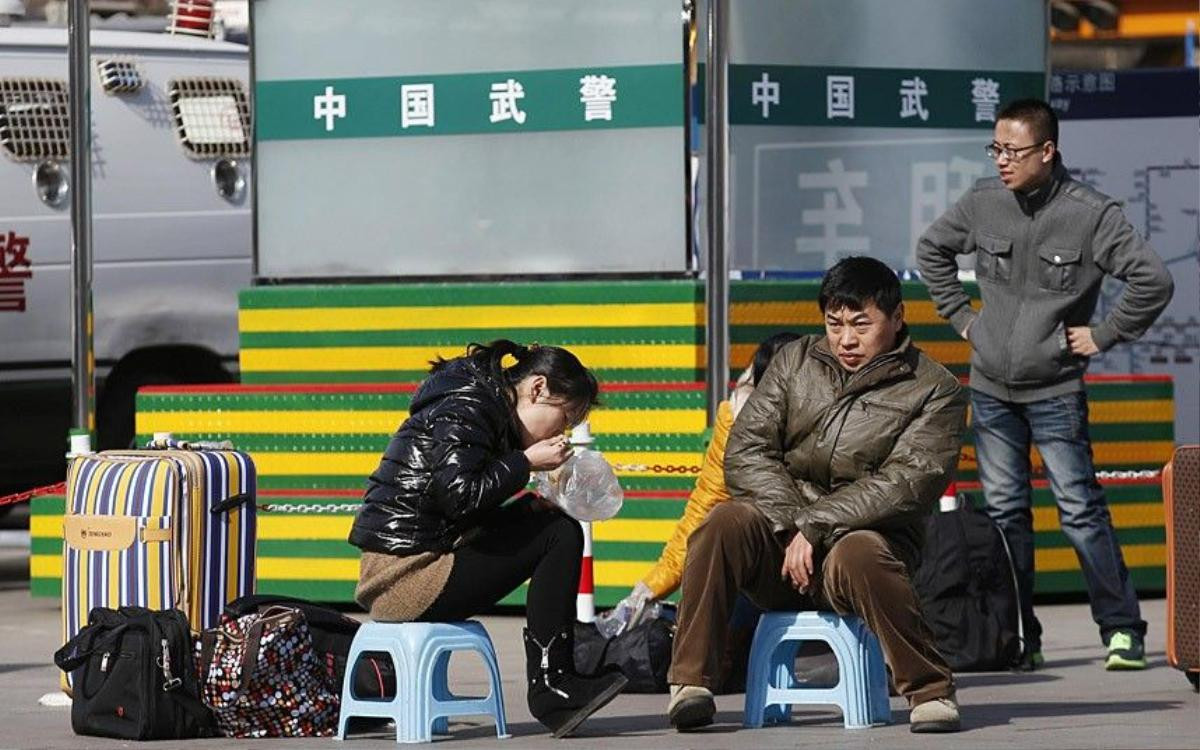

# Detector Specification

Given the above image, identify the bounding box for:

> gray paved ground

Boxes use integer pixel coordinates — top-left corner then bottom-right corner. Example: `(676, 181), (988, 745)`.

(1, 513), (1196, 750)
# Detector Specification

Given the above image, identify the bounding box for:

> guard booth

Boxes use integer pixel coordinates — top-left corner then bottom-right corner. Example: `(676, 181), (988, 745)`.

(29, 0), (1177, 605)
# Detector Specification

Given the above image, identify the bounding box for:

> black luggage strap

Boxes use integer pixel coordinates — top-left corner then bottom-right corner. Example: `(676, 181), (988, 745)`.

(210, 493), (254, 514)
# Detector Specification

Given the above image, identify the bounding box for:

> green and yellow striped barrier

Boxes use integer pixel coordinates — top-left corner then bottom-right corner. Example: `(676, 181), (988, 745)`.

(29, 378), (1172, 604)
(238, 280), (977, 383)
(26, 279), (1175, 605)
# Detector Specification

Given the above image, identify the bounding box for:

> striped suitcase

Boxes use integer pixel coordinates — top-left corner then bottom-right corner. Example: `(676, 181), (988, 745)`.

(61, 442), (256, 689)
(1163, 445), (1200, 691)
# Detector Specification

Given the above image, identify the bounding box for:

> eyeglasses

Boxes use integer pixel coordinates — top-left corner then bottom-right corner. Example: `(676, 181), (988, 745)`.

(985, 142), (1043, 161)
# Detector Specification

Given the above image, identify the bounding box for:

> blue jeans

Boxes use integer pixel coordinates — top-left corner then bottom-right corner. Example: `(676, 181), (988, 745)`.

(971, 389), (1146, 649)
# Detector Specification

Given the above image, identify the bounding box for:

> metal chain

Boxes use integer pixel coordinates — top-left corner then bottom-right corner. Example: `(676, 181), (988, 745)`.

(257, 503), (362, 514)
(2, 468), (1161, 513)
(0, 481), (67, 508)
(1094, 469), (1161, 481)
(609, 463), (701, 474)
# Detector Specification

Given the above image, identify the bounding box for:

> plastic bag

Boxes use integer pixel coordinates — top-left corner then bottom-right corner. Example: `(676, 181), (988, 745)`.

(535, 448), (624, 522)
(596, 597), (663, 640)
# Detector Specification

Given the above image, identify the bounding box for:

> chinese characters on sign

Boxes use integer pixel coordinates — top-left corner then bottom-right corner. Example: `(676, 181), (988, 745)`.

(579, 75), (617, 121)
(401, 83), (435, 128)
(796, 158), (870, 265)
(1048, 72), (1116, 114)
(0, 231), (32, 312)
(970, 77), (1000, 122)
(489, 78), (527, 124)
(826, 75), (854, 120)
(899, 76), (929, 121)
(313, 86), (347, 132)
(752, 73), (780, 119)
(313, 74), (631, 133)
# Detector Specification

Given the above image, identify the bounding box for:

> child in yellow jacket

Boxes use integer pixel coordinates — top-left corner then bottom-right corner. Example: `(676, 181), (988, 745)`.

(620, 334), (801, 609)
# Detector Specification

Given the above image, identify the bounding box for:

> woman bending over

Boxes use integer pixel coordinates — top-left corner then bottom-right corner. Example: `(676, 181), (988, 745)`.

(349, 340), (626, 737)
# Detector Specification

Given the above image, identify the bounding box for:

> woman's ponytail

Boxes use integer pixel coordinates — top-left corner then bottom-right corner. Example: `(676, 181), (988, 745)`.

(431, 339), (599, 421)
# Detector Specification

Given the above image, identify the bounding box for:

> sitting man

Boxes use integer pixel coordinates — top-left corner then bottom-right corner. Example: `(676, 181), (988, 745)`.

(666, 256), (967, 733)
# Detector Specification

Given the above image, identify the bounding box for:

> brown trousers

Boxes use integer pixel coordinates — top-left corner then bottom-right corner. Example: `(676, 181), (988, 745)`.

(668, 501), (954, 706)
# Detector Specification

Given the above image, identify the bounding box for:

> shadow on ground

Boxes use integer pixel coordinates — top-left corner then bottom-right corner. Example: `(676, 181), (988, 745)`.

(964, 700), (1188, 730)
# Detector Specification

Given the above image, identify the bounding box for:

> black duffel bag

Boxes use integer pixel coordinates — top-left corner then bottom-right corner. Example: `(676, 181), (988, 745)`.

(913, 497), (1023, 671)
(575, 604), (676, 693)
(53, 606), (215, 740)
(223, 594), (396, 699)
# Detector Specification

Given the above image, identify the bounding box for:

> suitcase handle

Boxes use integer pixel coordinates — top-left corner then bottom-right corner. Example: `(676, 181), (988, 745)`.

(211, 493), (253, 514)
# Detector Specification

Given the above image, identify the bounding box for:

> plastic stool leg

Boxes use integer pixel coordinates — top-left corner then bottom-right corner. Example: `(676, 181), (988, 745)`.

(764, 639), (801, 725)
(430, 649), (451, 735)
(743, 623), (777, 728)
(472, 641), (511, 739)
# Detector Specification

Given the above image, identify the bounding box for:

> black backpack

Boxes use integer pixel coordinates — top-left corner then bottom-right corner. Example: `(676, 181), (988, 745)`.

(53, 606), (215, 740)
(913, 498), (1023, 671)
(574, 604), (676, 693)
(222, 594), (396, 699)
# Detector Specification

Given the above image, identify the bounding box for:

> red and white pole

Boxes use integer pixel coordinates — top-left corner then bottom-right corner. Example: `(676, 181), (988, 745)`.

(577, 521), (595, 623)
(939, 481), (959, 512)
(572, 421), (596, 622)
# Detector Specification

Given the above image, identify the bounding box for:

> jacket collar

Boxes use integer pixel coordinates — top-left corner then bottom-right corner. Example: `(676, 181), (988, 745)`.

(422, 357), (523, 447)
(812, 326), (917, 397)
(1015, 159), (1068, 215)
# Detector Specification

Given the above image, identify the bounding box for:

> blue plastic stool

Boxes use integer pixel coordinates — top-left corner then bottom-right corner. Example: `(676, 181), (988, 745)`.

(743, 611), (891, 729)
(336, 620), (511, 743)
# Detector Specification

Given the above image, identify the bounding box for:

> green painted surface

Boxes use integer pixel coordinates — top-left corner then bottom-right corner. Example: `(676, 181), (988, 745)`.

(32, 578), (59, 598)
(239, 280), (979, 310)
(240, 280), (702, 309)
(241, 368), (707, 384)
(138, 389), (708, 413)
(241, 327), (708, 349)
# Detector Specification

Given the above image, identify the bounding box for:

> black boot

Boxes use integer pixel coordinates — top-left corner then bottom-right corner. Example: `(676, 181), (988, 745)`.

(524, 626), (628, 738)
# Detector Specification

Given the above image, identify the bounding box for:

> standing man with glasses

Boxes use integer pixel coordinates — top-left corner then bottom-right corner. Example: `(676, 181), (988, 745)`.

(917, 98), (1173, 672)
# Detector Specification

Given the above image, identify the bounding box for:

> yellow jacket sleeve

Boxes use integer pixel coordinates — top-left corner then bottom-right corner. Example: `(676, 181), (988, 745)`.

(641, 400), (734, 598)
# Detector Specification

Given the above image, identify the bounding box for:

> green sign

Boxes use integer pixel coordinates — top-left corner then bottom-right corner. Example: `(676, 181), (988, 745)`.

(257, 64), (682, 141)
(727, 65), (1044, 129)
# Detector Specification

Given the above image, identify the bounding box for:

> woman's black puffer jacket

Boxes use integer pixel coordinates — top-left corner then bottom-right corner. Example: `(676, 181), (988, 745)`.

(348, 356), (532, 555)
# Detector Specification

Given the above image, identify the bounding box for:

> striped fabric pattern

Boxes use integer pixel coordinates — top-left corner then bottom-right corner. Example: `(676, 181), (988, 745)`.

(62, 456), (181, 690)
(60, 448), (257, 689)
(186, 449), (257, 629)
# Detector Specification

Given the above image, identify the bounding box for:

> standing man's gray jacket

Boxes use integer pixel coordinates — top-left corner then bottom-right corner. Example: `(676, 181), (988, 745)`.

(917, 161), (1174, 402)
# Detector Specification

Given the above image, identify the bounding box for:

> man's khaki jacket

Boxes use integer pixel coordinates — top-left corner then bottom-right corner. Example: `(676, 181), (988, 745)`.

(724, 331), (967, 570)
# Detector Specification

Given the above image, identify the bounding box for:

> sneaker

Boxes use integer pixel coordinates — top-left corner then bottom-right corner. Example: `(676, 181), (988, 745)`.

(1105, 630), (1146, 670)
(1014, 649), (1044, 672)
(909, 696), (961, 733)
(667, 684), (715, 731)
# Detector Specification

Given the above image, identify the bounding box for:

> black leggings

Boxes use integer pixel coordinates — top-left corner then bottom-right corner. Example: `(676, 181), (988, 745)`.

(417, 502), (583, 643)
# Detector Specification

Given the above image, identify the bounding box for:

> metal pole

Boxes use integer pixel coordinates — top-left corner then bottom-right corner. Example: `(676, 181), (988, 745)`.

(67, 0), (95, 443)
(704, 0), (730, 427)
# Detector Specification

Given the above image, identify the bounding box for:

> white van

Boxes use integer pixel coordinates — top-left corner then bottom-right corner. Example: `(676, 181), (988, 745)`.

(0, 26), (251, 495)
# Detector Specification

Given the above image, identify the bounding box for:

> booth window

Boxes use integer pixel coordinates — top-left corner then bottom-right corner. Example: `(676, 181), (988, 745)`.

(0, 78), (71, 162)
(168, 77), (251, 159)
